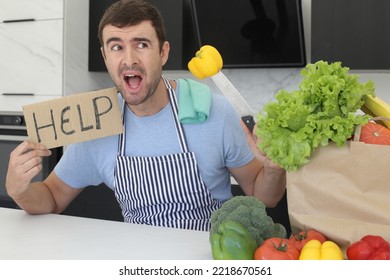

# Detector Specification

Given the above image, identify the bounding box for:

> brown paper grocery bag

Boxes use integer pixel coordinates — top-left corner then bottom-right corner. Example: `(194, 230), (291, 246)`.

(287, 140), (390, 251)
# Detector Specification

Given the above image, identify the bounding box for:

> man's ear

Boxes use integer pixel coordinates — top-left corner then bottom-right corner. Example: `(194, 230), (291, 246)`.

(100, 46), (107, 61)
(161, 41), (170, 66)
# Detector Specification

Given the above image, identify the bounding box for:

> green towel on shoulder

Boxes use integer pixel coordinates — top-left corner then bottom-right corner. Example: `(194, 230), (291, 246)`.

(178, 79), (211, 124)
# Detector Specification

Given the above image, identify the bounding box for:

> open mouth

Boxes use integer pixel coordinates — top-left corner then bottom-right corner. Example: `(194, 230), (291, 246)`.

(124, 74), (142, 89)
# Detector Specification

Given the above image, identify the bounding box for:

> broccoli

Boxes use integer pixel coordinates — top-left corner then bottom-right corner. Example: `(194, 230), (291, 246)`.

(210, 196), (287, 246)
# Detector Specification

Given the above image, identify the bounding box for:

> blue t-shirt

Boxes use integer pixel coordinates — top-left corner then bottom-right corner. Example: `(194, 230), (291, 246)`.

(54, 81), (254, 202)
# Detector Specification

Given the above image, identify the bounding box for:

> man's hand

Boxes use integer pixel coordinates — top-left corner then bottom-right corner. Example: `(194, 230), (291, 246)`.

(240, 120), (283, 170)
(6, 141), (52, 199)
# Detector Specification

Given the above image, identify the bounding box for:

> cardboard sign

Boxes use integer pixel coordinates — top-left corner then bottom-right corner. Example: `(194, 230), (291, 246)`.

(23, 88), (123, 149)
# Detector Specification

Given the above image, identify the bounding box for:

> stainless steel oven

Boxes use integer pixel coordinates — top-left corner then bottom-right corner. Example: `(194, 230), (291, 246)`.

(0, 112), (62, 208)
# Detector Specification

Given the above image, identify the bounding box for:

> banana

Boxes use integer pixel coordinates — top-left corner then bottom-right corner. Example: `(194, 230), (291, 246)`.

(362, 95), (390, 129)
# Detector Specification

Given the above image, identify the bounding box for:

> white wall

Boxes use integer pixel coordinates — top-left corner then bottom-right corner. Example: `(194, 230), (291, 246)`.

(64, 0), (390, 113)
(63, 0), (113, 95)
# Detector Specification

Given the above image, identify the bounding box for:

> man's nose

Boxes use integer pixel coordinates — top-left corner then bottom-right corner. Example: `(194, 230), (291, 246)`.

(123, 48), (139, 66)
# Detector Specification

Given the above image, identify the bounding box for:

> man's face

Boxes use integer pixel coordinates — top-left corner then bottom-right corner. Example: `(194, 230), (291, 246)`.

(101, 21), (169, 108)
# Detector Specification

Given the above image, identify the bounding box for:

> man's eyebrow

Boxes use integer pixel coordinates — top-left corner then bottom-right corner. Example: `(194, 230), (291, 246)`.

(105, 37), (121, 46)
(105, 37), (152, 46)
(132, 37), (152, 44)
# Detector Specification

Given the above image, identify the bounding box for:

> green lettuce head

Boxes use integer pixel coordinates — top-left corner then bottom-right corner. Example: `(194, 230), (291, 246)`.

(255, 61), (374, 171)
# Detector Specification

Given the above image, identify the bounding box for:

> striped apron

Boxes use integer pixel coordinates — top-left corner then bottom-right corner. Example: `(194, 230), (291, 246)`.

(114, 78), (222, 231)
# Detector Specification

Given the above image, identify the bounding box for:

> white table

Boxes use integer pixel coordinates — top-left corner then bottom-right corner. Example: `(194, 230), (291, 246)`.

(0, 207), (212, 260)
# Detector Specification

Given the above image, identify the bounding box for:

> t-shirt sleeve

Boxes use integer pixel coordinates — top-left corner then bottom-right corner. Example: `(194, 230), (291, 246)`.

(222, 100), (255, 168)
(54, 141), (103, 189)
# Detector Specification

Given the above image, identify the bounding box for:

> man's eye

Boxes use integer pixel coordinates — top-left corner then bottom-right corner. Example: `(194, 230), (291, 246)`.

(111, 45), (122, 51)
(137, 42), (148, 49)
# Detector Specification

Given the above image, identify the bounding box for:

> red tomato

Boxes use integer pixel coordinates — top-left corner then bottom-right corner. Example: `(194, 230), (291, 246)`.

(254, 237), (299, 260)
(289, 229), (327, 252)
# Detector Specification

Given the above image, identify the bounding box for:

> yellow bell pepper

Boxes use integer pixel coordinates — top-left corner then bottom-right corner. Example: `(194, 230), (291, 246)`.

(299, 240), (344, 260)
(187, 45), (223, 79)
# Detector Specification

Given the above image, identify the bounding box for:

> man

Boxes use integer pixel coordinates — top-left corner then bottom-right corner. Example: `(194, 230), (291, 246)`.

(6, 0), (286, 231)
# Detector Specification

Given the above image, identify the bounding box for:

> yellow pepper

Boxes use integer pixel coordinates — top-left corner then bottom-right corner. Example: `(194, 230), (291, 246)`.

(299, 240), (344, 260)
(187, 45), (223, 79)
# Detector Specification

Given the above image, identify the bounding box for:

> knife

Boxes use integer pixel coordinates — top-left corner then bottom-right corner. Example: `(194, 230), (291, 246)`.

(209, 71), (256, 132)
(187, 45), (256, 132)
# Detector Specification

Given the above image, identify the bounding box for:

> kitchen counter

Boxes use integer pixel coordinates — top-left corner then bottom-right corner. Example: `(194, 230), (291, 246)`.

(0, 207), (212, 260)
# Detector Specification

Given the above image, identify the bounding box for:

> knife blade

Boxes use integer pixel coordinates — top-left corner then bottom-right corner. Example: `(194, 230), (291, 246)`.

(210, 71), (256, 132)
(187, 45), (256, 131)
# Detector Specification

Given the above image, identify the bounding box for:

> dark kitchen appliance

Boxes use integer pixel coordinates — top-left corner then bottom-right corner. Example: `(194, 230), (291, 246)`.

(0, 112), (62, 209)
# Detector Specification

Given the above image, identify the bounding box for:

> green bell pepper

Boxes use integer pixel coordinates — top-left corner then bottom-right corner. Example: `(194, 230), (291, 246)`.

(210, 220), (257, 260)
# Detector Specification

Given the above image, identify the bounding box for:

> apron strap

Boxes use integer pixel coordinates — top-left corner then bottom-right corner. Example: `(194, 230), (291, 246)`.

(163, 78), (189, 153)
(117, 101), (127, 156)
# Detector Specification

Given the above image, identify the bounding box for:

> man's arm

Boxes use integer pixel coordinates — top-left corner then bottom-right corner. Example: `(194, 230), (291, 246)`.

(229, 158), (286, 207)
(229, 121), (286, 207)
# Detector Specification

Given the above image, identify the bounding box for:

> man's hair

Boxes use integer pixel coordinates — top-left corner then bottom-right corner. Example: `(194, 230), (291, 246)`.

(98, 0), (167, 50)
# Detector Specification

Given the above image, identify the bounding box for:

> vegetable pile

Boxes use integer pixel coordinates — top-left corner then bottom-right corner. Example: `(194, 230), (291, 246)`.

(209, 195), (390, 260)
(209, 196), (287, 260)
(255, 60), (375, 171)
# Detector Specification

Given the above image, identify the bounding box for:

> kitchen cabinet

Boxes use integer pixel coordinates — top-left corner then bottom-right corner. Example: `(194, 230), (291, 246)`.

(0, 0), (64, 98)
